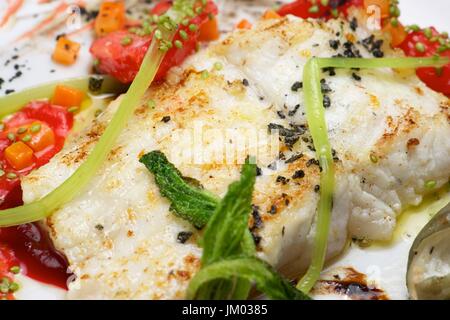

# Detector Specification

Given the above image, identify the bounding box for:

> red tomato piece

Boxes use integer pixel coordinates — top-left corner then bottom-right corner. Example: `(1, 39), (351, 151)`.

(90, 0), (219, 83)
(398, 27), (450, 96)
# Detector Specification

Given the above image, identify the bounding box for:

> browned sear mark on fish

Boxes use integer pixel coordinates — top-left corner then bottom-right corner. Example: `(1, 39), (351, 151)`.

(313, 267), (389, 300)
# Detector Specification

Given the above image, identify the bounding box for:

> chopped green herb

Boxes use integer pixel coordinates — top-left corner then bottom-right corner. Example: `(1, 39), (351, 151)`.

(201, 70), (209, 79)
(213, 62), (223, 71)
(121, 36), (133, 46)
(174, 40), (183, 48)
(308, 5), (319, 13)
(7, 133), (15, 141)
(425, 180), (437, 189)
(9, 266), (20, 274)
(139, 151), (220, 228)
(6, 173), (17, 180)
(17, 127), (27, 134)
(30, 123), (41, 133)
(68, 106), (79, 113)
(370, 154), (379, 163)
(147, 99), (156, 109)
(21, 134), (32, 142)
(415, 42), (426, 53)
(187, 257), (310, 300)
(180, 30), (188, 40)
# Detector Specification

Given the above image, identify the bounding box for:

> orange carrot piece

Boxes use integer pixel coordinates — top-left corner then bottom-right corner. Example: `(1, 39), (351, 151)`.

(52, 85), (85, 107)
(236, 19), (252, 30)
(363, 0), (390, 19)
(26, 122), (55, 152)
(95, 1), (126, 37)
(198, 16), (220, 42)
(5, 141), (34, 170)
(262, 9), (281, 20)
(383, 21), (407, 47)
(52, 37), (81, 65)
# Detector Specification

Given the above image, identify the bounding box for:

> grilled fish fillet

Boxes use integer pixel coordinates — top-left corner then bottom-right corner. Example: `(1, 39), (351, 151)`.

(22, 16), (450, 299)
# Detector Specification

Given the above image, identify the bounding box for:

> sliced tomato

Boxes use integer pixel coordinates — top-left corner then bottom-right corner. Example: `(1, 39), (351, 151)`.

(91, 0), (219, 83)
(398, 27), (450, 96)
(278, 0), (363, 19)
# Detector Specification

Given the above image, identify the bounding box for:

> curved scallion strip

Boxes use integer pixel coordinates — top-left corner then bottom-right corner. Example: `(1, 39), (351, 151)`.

(296, 58), (335, 293)
(316, 56), (450, 69)
(187, 257), (311, 300)
(297, 56), (450, 293)
(0, 75), (127, 118)
(0, 33), (175, 227)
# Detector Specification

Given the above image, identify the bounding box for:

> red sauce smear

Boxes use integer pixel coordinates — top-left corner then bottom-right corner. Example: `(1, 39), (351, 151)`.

(0, 101), (74, 299)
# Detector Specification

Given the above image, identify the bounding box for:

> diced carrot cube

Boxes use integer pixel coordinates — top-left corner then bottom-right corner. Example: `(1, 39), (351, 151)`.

(198, 16), (220, 42)
(262, 10), (281, 20)
(5, 141), (34, 170)
(26, 122), (55, 152)
(363, 0), (390, 19)
(95, 1), (126, 37)
(52, 37), (80, 65)
(236, 19), (252, 30)
(383, 21), (407, 47)
(52, 85), (85, 108)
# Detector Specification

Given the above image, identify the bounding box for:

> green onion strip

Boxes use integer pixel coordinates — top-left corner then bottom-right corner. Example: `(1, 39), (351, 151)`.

(0, 32), (175, 227)
(297, 56), (449, 293)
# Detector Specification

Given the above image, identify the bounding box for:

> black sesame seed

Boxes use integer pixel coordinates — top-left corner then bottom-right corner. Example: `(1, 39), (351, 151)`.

(292, 170), (305, 179)
(177, 231), (193, 244)
(288, 104), (300, 117)
(89, 76), (104, 92)
(329, 39), (340, 50)
(161, 116), (171, 123)
(256, 166), (262, 176)
(277, 110), (286, 119)
(314, 185), (320, 192)
(350, 17), (358, 31)
(320, 79), (332, 93)
(268, 205), (277, 215)
(251, 232), (262, 245)
(352, 72), (361, 81)
(323, 95), (331, 108)
(285, 153), (303, 164)
(291, 81), (303, 92)
(251, 205), (263, 229)
(372, 49), (384, 58)
(276, 176), (289, 185)
(306, 158), (320, 167)
(242, 78), (249, 86)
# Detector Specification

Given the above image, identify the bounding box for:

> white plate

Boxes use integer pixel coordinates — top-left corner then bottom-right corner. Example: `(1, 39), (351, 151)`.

(0, 0), (449, 300)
